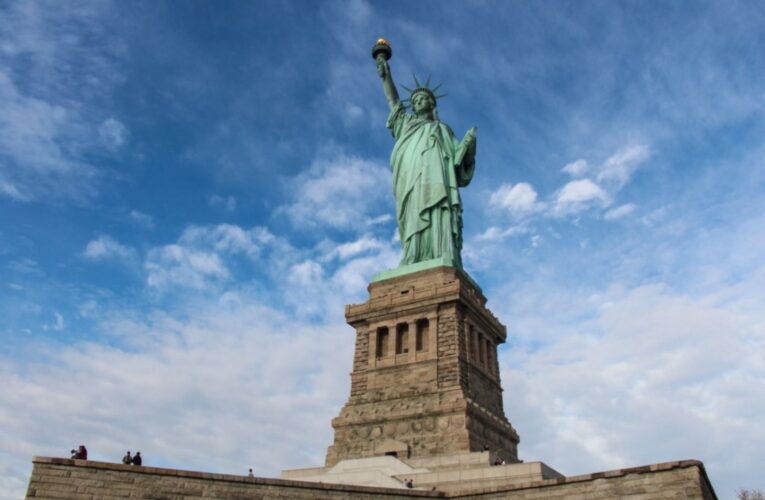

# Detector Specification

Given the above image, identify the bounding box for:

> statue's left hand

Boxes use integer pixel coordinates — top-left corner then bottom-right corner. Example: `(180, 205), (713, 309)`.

(463, 127), (477, 149)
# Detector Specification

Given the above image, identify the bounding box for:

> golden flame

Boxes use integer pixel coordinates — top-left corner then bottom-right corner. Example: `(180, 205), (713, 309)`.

(376, 38), (390, 46)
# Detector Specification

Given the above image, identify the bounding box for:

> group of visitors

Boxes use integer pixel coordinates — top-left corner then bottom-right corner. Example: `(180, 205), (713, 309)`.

(122, 450), (143, 466)
(69, 444), (143, 467)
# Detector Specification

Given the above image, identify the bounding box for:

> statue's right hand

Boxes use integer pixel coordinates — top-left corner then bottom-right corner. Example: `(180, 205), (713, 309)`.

(376, 57), (388, 79)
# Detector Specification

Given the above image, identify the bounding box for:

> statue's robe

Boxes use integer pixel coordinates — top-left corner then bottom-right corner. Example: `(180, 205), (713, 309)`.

(387, 102), (475, 267)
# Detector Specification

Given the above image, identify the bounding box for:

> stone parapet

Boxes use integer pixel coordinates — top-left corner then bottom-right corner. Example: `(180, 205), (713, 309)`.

(451, 460), (718, 499)
(27, 457), (717, 499)
(26, 457), (443, 499)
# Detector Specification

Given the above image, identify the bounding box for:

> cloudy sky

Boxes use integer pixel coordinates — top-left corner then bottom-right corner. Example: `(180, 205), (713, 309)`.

(1, 1), (764, 498)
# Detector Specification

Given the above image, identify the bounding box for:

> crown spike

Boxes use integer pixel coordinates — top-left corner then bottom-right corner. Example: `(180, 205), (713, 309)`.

(412, 73), (421, 88)
(431, 82), (443, 93)
(425, 74), (432, 88)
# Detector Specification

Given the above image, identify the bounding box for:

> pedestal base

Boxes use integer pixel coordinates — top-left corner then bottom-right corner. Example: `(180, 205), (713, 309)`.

(327, 266), (519, 467)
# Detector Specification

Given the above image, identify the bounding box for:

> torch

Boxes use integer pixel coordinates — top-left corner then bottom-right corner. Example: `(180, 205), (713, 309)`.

(372, 38), (392, 64)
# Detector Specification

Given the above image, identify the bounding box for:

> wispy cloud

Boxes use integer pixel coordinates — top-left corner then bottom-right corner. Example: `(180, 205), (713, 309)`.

(145, 244), (230, 290)
(552, 144), (649, 216)
(42, 312), (65, 332)
(129, 210), (155, 230)
(209, 194), (237, 213)
(0, 2), (126, 203)
(278, 153), (390, 230)
(486, 144), (649, 224)
(83, 236), (135, 261)
(98, 117), (128, 150)
(489, 182), (539, 214)
(502, 279), (765, 480)
(562, 159), (589, 177)
(596, 145), (650, 191)
(604, 203), (637, 221)
(0, 296), (353, 489)
(476, 225), (529, 242)
(320, 234), (390, 262)
(554, 179), (610, 215)
(144, 225), (278, 291)
(7, 257), (44, 276)
(0, 70), (95, 201)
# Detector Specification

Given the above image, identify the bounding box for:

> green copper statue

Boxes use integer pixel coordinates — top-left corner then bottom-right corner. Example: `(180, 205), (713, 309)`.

(373, 39), (477, 270)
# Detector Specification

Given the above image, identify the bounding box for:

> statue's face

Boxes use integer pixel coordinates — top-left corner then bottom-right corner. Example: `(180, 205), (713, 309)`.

(412, 92), (435, 115)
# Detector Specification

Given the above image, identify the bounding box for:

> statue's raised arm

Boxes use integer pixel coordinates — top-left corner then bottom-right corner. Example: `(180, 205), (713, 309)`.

(372, 38), (478, 272)
(372, 39), (399, 111)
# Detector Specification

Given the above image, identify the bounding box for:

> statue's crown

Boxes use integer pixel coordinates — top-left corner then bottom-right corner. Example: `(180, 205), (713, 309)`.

(401, 74), (446, 107)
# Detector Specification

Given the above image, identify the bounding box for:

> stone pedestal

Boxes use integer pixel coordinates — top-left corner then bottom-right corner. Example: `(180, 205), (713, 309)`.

(325, 266), (520, 467)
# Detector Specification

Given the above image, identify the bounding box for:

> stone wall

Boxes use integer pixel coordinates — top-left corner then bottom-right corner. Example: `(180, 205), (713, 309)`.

(453, 461), (717, 499)
(26, 457), (442, 499)
(26, 457), (717, 499)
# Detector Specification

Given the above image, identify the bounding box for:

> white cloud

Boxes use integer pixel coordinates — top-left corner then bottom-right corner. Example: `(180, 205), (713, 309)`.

(279, 235), (398, 317)
(209, 194), (237, 212)
(280, 154), (391, 230)
(53, 312), (65, 331)
(322, 234), (389, 261)
(178, 224), (272, 259)
(596, 145), (650, 190)
(42, 312), (66, 332)
(0, 172), (28, 201)
(330, 247), (398, 295)
(288, 260), (324, 288)
(78, 300), (98, 318)
(562, 159), (589, 177)
(550, 145), (647, 218)
(0, 70), (94, 202)
(143, 224), (288, 292)
(83, 235), (135, 261)
(489, 145), (647, 222)
(0, 297), (353, 493)
(554, 179), (609, 214)
(344, 103), (364, 123)
(604, 203), (636, 220)
(7, 257), (43, 275)
(365, 213), (393, 225)
(98, 117), (128, 150)
(497, 276), (765, 489)
(0, 3), (125, 203)
(476, 225), (528, 242)
(489, 182), (539, 213)
(145, 244), (229, 290)
(129, 210), (155, 229)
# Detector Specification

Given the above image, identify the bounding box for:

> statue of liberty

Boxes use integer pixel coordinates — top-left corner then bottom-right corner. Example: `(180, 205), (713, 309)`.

(373, 39), (477, 270)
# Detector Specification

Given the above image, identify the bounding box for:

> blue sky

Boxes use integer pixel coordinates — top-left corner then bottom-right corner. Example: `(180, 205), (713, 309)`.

(1, 0), (764, 497)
